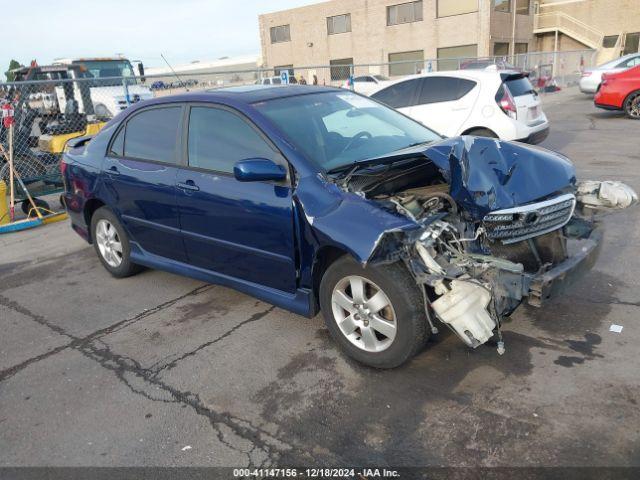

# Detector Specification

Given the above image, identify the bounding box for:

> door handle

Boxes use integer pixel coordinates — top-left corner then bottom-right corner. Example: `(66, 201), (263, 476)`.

(177, 181), (200, 192)
(107, 166), (120, 175)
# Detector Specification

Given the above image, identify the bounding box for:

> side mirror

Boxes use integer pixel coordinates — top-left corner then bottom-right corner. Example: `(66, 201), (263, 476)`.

(233, 158), (287, 182)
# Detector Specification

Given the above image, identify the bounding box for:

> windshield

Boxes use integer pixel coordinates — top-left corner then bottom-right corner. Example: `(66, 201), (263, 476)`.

(75, 60), (136, 85)
(254, 91), (441, 171)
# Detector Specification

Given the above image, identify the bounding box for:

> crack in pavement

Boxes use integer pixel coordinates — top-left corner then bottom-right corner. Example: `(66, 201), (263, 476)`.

(77, 335), (291, 464)
(0, 289), (302, 466)
(148, 305), (276, 377)
(0, 285), (212, 383)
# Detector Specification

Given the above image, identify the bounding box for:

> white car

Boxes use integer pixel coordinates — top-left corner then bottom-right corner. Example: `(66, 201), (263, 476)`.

(579, 53), (640, 94)
(369, 69), (549, 144)
(342, 75), (389, 95)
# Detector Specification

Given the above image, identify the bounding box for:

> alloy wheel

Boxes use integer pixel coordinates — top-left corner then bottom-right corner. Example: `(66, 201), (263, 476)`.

(331, 275), (397, 352)
(95, 219), (123, 268)
(628, 94), (640, 118)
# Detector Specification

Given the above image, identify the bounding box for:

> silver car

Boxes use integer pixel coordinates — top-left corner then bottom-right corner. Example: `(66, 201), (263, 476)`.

(579, 53), (640, 94)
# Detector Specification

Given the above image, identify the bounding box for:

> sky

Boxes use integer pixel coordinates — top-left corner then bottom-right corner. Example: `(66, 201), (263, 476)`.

(3, 0), (318, 79)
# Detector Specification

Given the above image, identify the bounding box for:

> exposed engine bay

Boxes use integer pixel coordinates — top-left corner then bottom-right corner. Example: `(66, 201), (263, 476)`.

(338, 157), (637, 354)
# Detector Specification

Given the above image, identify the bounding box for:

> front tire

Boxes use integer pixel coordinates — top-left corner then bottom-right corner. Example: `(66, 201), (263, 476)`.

(90, 207), (142, 278)
(624, 90), (640, 119)
(319, 256), (428, 368)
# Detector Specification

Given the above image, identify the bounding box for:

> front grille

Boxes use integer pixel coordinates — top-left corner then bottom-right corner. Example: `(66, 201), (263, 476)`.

(483, 193), (576, 244)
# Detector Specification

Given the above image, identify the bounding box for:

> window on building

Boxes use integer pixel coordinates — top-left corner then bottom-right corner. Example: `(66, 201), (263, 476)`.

(188, 107), (275, 174)
(437, 44), (478, 71)
(493, 42), (509, 56)
(387, 1), (423, 26)
(388, 50), (424, 76)
(516, 0), (530, 14)
(327, 14), (351, 34)
(270, 25), (291, 43)
(417, 77), (477, 104)
(623, 32), (640, 56)
(602, 35), (619, 48)
(124, 107), (181, 163)
(494, 0), (510, 13)
(515, 43), (528, 54)
(437, 0), (478, 17)
(330, 58), (353, 81)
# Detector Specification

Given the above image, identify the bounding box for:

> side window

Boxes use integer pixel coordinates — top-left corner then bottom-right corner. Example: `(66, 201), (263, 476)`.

(371, 78), (421, 108)
(124, 107), (182, 163)
(109, 127), (125, 156)
(417, 77), (473, 104)
(457, 78), (477, 98)
(627, 57), (640, 67)
(617, 56), (640, 68)
(188, 107), (275, 173)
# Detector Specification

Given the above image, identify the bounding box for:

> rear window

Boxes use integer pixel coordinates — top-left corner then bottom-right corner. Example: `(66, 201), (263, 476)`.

(504, 75), (535, 97)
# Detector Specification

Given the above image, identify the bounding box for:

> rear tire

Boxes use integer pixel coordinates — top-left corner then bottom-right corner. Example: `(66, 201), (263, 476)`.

(466, 128), (498, 138)
(90, 207), (142, 278)
(319, 256), (428, 368)
(624, 90), (640, 120)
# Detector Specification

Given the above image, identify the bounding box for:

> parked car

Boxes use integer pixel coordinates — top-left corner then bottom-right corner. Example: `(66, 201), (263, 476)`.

(150, 81), (166, 90)
(342, 75), (390, 95)
(579, 53), (640, 94)
(594, 65), (640, 118)
(260, 76), (298, 85)
(62, 86), (636, 368)
(369, 70), (549, 144)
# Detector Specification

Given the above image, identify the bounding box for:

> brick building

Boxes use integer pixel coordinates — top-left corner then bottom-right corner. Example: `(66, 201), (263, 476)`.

(258, 0), (640, 80)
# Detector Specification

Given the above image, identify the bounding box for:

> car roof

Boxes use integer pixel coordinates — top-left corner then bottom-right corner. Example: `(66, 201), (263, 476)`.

(148, 85), (338, 106)
(372, 68), (510, 90)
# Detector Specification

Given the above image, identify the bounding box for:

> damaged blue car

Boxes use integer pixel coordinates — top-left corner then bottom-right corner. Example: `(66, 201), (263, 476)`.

(62, 85), (637, 368)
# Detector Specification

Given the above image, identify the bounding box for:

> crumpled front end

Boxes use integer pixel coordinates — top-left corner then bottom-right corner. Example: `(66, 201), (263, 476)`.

(323, 136), (637, 354)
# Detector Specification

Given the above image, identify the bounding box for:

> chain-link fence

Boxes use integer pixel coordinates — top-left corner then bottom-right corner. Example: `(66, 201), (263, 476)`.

(0, 49), (596, 212)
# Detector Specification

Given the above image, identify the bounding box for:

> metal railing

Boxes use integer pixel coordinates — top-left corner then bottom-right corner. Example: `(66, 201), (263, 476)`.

(534, 11), (603, 49)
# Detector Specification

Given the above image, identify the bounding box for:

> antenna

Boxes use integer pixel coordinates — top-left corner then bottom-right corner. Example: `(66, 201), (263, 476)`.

(161, 53), (188, 91)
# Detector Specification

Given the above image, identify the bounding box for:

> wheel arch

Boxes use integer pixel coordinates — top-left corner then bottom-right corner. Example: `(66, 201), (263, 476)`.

(623, 89), (640, 110)
(310, 245), (350, 315)
(461, 126), (499, 137)
(83, 198), (106, 243)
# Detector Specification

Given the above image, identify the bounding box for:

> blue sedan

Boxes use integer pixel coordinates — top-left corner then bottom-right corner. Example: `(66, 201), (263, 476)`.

(62, 85), (635, 367)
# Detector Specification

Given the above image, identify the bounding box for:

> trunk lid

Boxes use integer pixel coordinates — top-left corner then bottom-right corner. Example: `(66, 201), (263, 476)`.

(502, 73), (544, 126)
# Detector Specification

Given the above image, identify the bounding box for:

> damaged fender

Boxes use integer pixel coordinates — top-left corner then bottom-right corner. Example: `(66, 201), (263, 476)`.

(295, 174), (421, 265)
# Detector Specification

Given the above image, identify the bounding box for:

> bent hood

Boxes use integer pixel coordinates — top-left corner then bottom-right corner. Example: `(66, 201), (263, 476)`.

(297, 136), (577, 264)
(424, 136), (577, 219)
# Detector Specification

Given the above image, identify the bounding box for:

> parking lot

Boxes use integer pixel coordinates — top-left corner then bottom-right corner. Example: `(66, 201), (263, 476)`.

(1, 87), (639, 468)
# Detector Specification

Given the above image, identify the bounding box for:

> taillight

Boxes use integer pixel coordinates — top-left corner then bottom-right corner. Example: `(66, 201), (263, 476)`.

(60, 159), (68, 176)
(497, 85), (517, 120)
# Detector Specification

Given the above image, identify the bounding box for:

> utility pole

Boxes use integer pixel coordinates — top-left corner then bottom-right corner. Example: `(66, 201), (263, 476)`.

(511, 0), (517, 63)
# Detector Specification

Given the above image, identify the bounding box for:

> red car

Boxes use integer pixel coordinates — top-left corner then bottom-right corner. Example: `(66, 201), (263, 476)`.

(594, 64), (640, 119)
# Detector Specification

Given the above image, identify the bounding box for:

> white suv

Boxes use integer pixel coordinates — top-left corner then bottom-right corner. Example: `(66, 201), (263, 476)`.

(369, 69), (549, 144)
